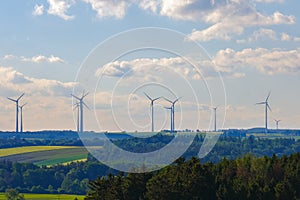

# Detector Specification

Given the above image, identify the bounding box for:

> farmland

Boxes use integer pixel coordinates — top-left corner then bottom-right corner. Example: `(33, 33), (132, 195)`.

(0, 193), (84, 200)
(0, 146), (88, 166)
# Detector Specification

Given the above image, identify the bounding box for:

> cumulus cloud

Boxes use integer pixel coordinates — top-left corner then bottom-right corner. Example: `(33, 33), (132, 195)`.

(214, 48), (300, 75)
(0, 67), (77, 97)
(22, 55), (65, 63)
(82, 0), (130, 19)
(187, 6), (295, 42)
(33, 4), (44, 16)
(47, 0), (75, 20)
(96, 57), (203, 80)
(281, 33), (300, 42)
(2, 54), (65, 64)
(96, 47), (300, 82)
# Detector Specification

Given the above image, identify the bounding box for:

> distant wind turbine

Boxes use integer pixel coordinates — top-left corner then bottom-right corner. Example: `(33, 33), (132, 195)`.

(72, 91), (89, 133)
(19, 103), (27, 133)
(144, 93), (161, 132)
(274, 119), (281, 130)
(164, 97), (182, 132)
(7, 93), (25, 133)
(256, 91), (272, 133)
(212, 107), (218, 132)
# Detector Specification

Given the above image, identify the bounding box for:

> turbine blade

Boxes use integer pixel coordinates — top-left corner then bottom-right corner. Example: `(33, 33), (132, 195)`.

(7, 97), (17, 102)
(153, 96), (161, 101)
(82, 91), (89, 99)
(71, 94), (81, 101)
(255, 102), (265, 105)
(83, 102), (90, 110)
(266, 91), (271, 102)
(173, 96), (182, 104)
(20, 103), (27, 107)
(17, 93), (25, 101)
(267, 103), (272, 112)
(144, 92), (152, 101)
(163, 97), (172, 103)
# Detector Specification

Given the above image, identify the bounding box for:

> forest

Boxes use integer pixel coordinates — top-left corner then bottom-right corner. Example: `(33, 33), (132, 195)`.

(86, 153), (300, 200)
(0, 135), (300, 197)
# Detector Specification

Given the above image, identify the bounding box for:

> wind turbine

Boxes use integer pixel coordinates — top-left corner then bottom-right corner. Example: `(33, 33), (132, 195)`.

(212, 107), (218, 132)
(256, 92), (272, 133)
(72, 91), (89, 133)
(274, 119), (281, 130)
(144, 93), (161, 132)
(7, 93), (25, 133)
(19, 103), (27, 133)
(164, 97), (182, 132)
(164, 106), (172, 132)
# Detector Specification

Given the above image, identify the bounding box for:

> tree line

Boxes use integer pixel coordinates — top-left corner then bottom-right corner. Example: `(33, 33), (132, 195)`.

(86, 153), (300, 200)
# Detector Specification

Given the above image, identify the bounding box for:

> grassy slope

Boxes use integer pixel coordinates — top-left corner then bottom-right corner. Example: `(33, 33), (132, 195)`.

(0, 146), (88, 166)
(0, 193), (85, 200)
(0, 146), (80, 157)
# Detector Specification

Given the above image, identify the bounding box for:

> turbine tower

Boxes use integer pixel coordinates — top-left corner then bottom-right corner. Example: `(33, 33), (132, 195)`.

(164, 106), (172, 132)
(73, 102), (80, 133)
(164, 97), (181, 132)
(274, 119), (281, 130)
(7, 93), (25, 133)
(256, 92), (271, 133)
(144, 93), (161, 132)
(212, 107), (218, 132)
(19, 103), (27, 133)
(72, 91), (89, 133)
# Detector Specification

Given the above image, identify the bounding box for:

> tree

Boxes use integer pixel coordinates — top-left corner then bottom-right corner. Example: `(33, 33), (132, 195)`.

(5, 188), (25, 200)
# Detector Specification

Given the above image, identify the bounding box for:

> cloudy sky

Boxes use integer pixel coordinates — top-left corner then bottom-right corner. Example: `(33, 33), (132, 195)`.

(0, 0), (299, 132)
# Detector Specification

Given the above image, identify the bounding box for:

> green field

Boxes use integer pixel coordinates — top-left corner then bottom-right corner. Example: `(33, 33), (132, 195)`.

(0, 193), (84, 200)
(0, 146), (80, 157)
(0, 146), (88, 166)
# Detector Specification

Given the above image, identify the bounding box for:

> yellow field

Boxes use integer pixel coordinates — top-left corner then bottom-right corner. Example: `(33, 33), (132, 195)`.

(0, 193), (84, 200)
(0, 146), (81, 157)
(61, 158), (88, 166)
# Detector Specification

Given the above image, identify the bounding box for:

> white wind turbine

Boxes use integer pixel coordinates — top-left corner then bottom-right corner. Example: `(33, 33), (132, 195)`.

(144, 93), (161, 132)
(164, 97), (182, 132)
(19, 103), (27, 133)
(274, 119), (281, 130)
(7, 93), (25, 133)
(72, 91), (89, 133)
(256, 92), (272, 133)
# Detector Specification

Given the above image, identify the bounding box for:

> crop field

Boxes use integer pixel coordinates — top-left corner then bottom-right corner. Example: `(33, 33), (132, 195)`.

(0, 193), (84, 200)
(0, 146), (88, 166)
(0, 146), (79, 157)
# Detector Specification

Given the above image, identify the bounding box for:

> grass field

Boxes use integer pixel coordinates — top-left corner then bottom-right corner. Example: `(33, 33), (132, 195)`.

(0, 146), (80, 157)
(0, 193), (84, 200)
(0, 146), (88, 166)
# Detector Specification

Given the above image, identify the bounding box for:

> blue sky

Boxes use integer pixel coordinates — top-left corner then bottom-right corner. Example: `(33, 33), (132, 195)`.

(0, 0), (299, 132)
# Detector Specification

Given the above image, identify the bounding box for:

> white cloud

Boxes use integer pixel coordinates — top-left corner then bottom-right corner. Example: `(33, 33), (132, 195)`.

(2, 54), (65, 64)
(255, 0), (284, 3)
(187, 8), (294, 41)
(214, 48), (300, 75)
(281, 33), (300, 42)
(33, 4), (44, 16)
(82, 0), (130, 19)
(0, 67), (77, 97)
(47, 0), (75, 20)
(22, 55), (65, 63)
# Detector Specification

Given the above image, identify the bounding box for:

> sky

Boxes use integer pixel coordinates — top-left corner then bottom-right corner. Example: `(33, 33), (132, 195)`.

(0, 0), (300, 132)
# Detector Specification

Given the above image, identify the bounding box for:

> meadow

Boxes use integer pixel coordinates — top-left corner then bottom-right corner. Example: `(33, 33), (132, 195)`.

(0, 146), (88, 166)
(0, 193), (84, 200)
